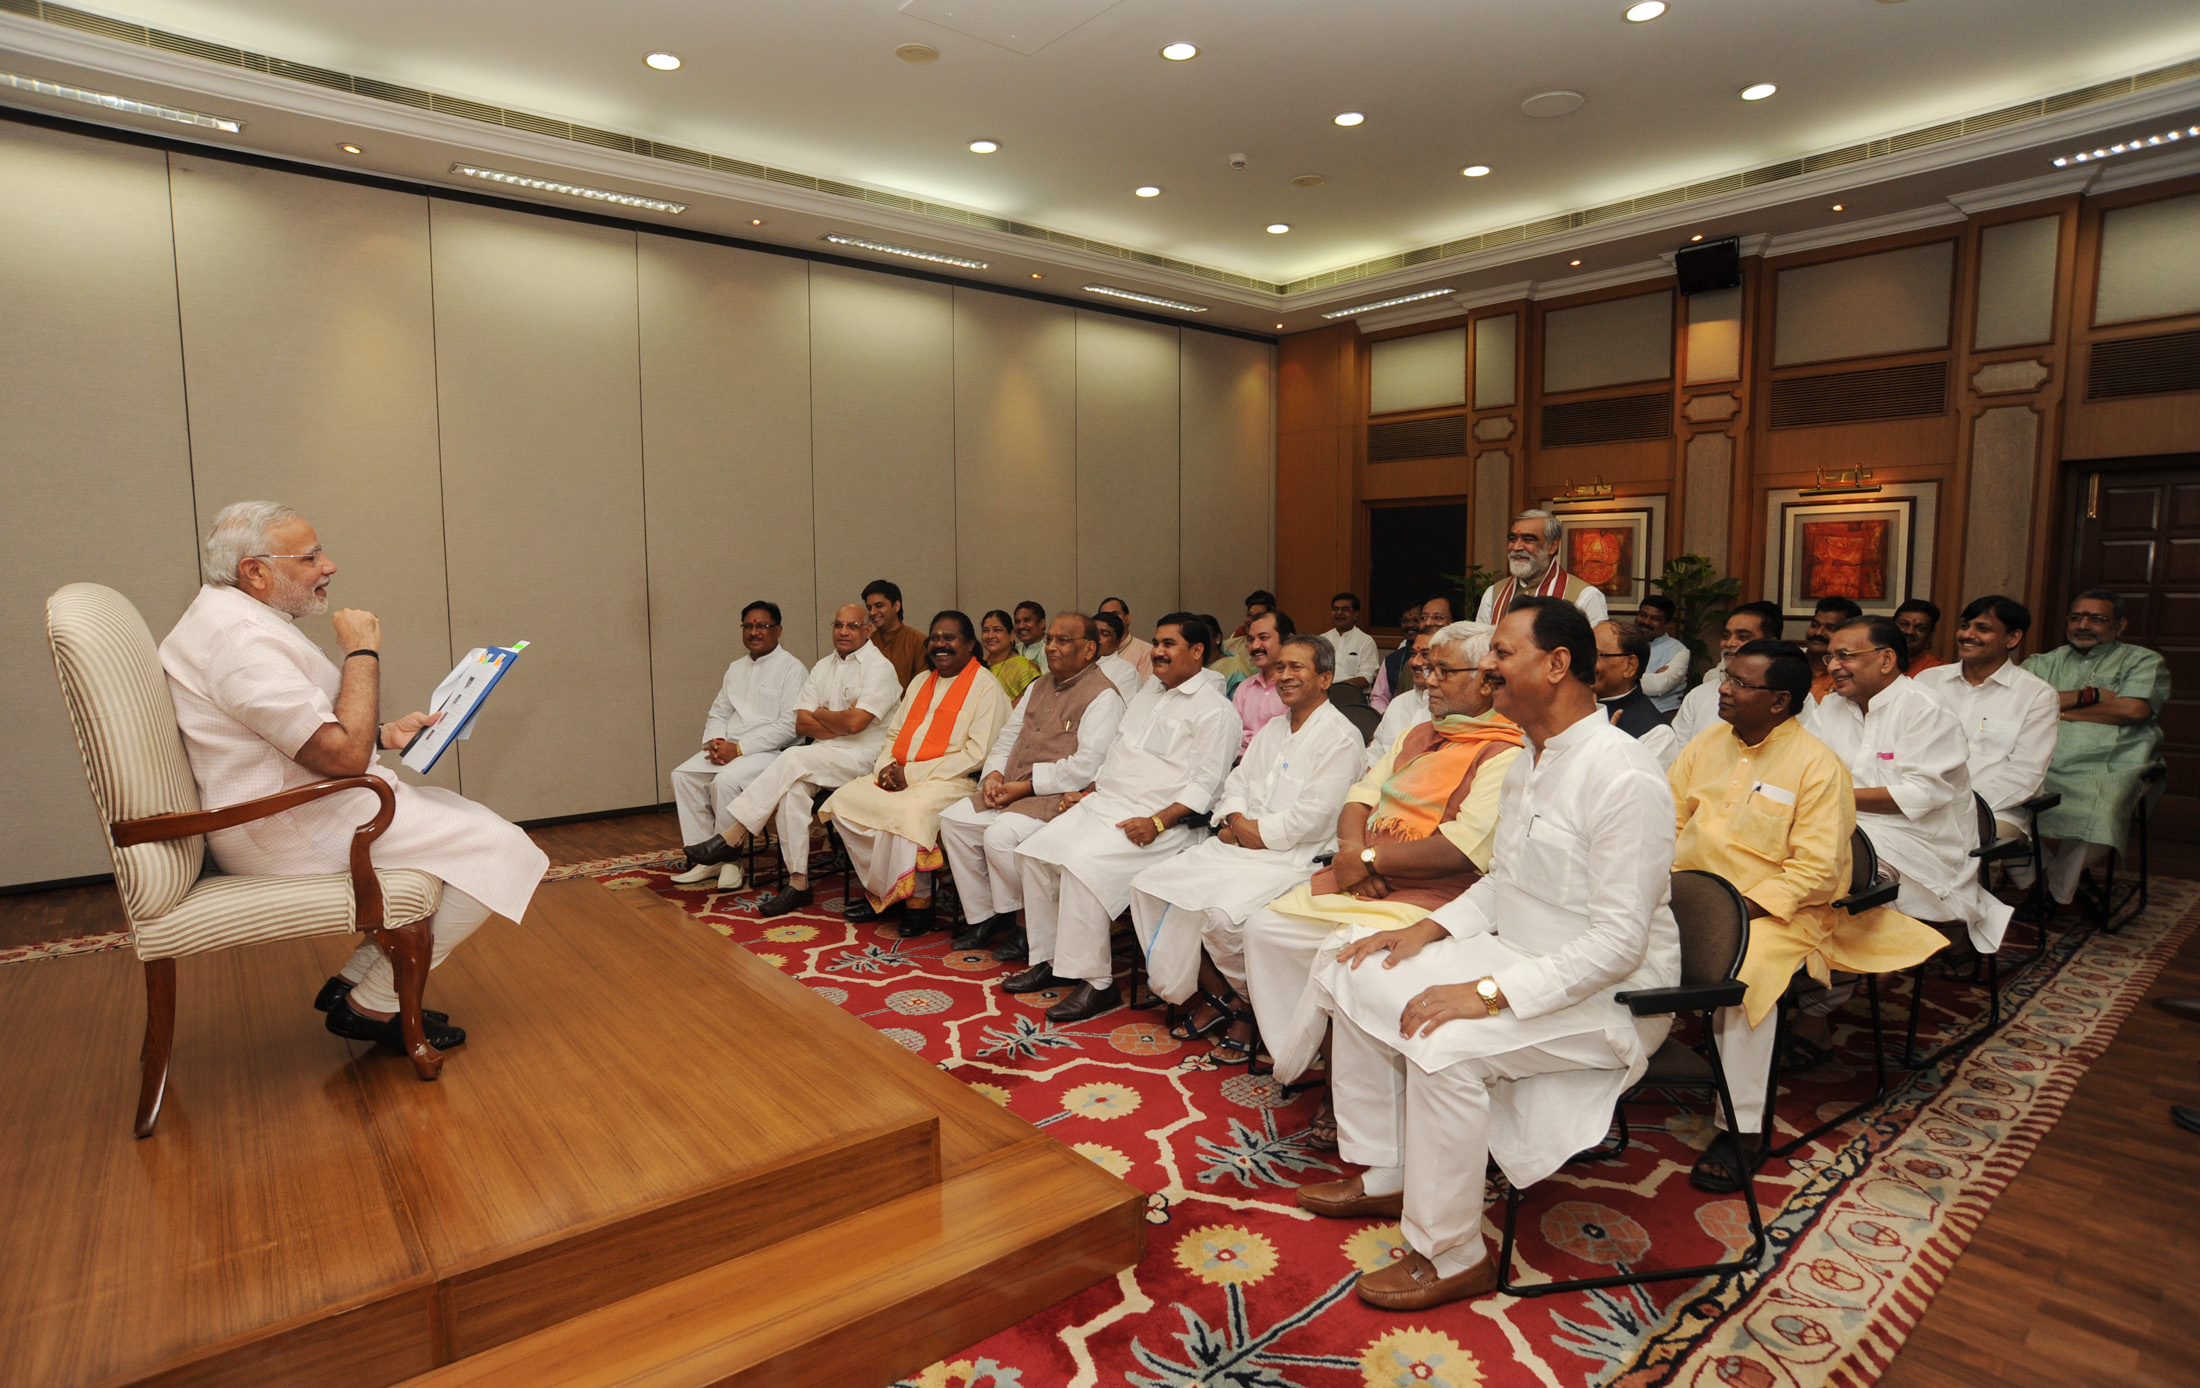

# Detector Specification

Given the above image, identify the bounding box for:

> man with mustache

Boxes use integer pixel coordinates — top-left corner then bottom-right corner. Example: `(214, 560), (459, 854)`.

(1804, 596), (1862, 705)
(666, 601), (808, 892)
(1364, 625), (1435, 776)
(823, 611), (1011, 936)
(159, 501), (547, 1053)
(1666, 600), (1785, 766)
(1473, 510), (1609, 627)
(1913, 595), (2060, 846)
(1091, 609), (1147, 705)
(1230, 607), (1295, 752)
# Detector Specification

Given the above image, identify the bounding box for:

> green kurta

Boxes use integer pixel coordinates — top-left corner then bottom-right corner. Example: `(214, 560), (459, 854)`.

(2023, 640), (2170, 851)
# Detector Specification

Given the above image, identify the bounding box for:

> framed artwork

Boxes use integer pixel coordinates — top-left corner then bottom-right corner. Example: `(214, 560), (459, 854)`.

(1764, 481), (1938, 622)
(1545, 494), (1667, 613)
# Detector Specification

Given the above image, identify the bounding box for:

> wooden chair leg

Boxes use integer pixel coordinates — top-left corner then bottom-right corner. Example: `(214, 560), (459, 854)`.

(135, 958), (176, 1138)
(374, 919), (445, 1081)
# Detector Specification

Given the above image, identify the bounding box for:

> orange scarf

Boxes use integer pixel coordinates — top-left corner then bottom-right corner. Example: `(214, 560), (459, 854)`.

(891, 660), (982, 763)
(1365, 713), (1524, 842)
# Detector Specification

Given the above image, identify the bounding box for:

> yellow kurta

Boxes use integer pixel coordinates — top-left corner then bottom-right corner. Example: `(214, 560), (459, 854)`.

(1669, 715), (1946, 1024)
(822, 662), (1011, 850)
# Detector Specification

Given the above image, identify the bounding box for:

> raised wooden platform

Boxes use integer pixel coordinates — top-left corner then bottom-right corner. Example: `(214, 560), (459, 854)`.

(0, 877), (1141, 1388)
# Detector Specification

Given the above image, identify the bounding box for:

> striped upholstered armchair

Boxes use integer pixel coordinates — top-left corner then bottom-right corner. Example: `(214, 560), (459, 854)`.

(45, 583), (447, 1137)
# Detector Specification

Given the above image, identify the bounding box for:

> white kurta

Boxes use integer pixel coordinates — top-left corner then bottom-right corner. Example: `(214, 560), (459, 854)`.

(1321, 626), (1381, 683)
(159, 584), (547, 925)
(1642, 633), (1690, 712)
(1913, 660), (2062, 825)
(669, 646), (809, 843)
(1310, 713), (1680, 1190)
(1805, 676), (2014, 952)
(1129, 703), (1366, 1001)
(723, 642), (904, 853)
(1663, 670), (1722, 770)
(1475, 570), (1610, 627)
(1098, 654), (1145, 705)
(1365, 688), (1428, 775)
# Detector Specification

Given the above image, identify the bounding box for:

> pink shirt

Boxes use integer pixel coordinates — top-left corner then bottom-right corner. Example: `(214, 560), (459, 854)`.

(1231, 672), (1285, 753)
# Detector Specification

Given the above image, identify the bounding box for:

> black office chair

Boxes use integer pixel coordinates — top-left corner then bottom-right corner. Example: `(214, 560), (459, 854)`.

(2090, 763), (2167, 934)
(1897, 794), (2028, 1070)
(1495, 870), (1767, 1296)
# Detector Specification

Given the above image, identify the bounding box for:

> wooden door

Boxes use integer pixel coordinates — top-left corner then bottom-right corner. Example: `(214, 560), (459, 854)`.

(2061, 457), (2200, 861)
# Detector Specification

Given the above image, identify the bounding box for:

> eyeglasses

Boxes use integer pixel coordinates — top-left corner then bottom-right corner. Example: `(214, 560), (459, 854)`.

(250, 548), (325, 565)
(1425, 662), (1479, 679)
(740, 621), (779, 631)
(1825, 645), (1890, 664)
(1719, 672), (1776, 691)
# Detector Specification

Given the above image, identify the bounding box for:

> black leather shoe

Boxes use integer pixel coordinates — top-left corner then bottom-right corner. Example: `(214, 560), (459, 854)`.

(951, 915), (1001, 951)
(313, 975), (448, 1027)
(1689, 1131), (1768, 1193)
(897, 904), (937, 938)
(1045, 981), (1122, 1024)
(844, 894), (880, 923)
(2153, 996), (2200, 1024)
(325, 995), (466, 1051)
(683, 834), (738, 868)
(1001, 964), (1073, 994)
(2175, 1105), (2200, 1137)
(757, 885), (813, 917)
(992, 928), (1029, 963)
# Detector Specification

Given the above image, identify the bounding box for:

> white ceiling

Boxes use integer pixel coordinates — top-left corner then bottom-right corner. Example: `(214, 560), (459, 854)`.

(5, 0), (2200, 332)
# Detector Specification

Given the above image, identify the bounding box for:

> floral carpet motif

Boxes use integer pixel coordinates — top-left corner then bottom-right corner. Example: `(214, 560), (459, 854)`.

(551, 860), (2200, 1385)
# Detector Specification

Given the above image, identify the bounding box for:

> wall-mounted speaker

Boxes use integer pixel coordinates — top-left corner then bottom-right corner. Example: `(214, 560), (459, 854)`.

(1675, 236), (1742, 296)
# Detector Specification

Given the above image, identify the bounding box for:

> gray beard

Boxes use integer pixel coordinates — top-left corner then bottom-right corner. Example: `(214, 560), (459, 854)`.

(269, 569), (328, 618)
(1506, 552), (1545, 582)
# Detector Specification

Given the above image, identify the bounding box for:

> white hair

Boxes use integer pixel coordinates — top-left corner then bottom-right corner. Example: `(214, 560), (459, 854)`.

(202, 500), (302, 587)
(1512, 508), (1561, 543)
(1427, 619), (1496, 668)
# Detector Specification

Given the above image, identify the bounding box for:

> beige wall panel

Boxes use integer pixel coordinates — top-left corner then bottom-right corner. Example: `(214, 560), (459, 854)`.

(166, 156), (458, 795)
(1369, 328), (1465, 415)
(1472, 315), (1517, 409)
(951, 289), (1077, 622)
(1543, 291), (1672, 393)
(1684, 287), (1743, 384)
(1179, 332), (1275, 623)
(2095, 193), (2200, 325)
(0, 124), (198, 886)
(809, 264), (956, 645)
(1962, 407), (2039, 600)
(1472, 451), (1513, 568)
(1774, 241), (1954, 366)
(638, 236), (815, 796)
(429, 199), (655, 821)
(1974, 216), (2060, 349)
(1075, 313), (1181, 626)
(1682, 432), (1734, 571)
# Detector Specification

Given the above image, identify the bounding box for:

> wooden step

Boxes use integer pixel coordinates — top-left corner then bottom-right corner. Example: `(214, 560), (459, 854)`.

(395, 1137), (1145, 1388)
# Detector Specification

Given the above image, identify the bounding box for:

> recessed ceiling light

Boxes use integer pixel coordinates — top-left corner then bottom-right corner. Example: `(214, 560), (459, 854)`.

(1084, 285), (1209, 312)
(1462, 164), (1491, 177)
(1739, 82), (1778, 101)
(1320, 288), (1456, 319)
(823, 234), (987, 269)
(1161, 42), (1198, 61)
(1521, 90), (1586, 118)
(1333, 111), (1365, 127)
(1267, 223), (1291, 234)
(450, 164), (685, 213)
(1570, 259), (1582, 266)
(0, 71), (242, 132)
(1291, 173), (1326, 188)
(339, 143), (362, 154)
(644, 52), (681, 71)
(896, 43), (939, 63)
(1135, 185), (1161, 197)
(1690, 233), (1704, 241)
(1831, 203), (1844, 211)
(1625, 2), (1667, 20)
(968, 139), (999, 154)
(750, 218), (764, 226)
(2053, 124), (2199, 166)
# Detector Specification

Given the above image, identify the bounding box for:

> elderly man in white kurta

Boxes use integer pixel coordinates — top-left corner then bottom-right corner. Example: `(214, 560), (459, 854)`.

(686, 603), (903, 917)
(161, 501), (547, 1052)
(940, 615), (1124, 955)
(1003, 615), (1239, 1025)
(1292, 596), (1679, 1310)
(1806, 615), (2013, 954)
(668, 600), (808, 891)
(1129, 635), (1364, 1062)
(823, 612), (1010, 937)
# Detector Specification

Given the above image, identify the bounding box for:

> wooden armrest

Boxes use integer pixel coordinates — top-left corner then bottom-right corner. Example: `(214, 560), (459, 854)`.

(113, 777), (398, 933)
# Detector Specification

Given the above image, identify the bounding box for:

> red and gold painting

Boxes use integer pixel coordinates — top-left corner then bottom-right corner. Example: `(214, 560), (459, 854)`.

(1776, 495), (1919, 618)
(1795, 518), (1891, 601)
(1566, 527), (1634, 596)
(1551, 500), (1662, 612)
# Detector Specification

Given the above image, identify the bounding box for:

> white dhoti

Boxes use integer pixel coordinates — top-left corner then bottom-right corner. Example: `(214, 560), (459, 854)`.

(938, 799), (1049, 922)
(836, 820), (925, 903)
(1128, 895), (1239, 1004)
(338, 884), (492, 1013)
(1128, 843), (1321, 1006)
(726, 739), (873, 877)
(1240, 906), (1342, 1080)
(671, 749), (781, 845)
(1018, 800), (1203, 991)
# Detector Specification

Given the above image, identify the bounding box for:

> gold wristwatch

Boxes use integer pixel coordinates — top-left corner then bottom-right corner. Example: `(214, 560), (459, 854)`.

(1360, 846), (1379, 868)
(1475, 977), (1505, 1015)
(1151, 815), (1166, 836)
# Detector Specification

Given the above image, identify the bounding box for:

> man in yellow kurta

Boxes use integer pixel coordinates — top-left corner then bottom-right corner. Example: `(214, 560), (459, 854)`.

(824, 611), (1010, 937)
(1669, 638), (1944, 1192)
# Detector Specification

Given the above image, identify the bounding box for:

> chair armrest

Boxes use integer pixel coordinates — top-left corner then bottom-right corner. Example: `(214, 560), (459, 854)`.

(1836, 881), (1900, 913)
(1615, 980), (1745, 1015)
(113, 777), (399, 932)
(1971, 838), (2029, 863)
(2021, 792), (2061, 814)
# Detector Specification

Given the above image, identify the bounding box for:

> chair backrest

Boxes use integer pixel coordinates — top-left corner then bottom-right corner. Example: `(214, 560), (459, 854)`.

(1849, 826), (1880, 896)
(1668, 869), (1750, 987)
(46, 583), (205, 925)
(1972, 792), (1998, 885)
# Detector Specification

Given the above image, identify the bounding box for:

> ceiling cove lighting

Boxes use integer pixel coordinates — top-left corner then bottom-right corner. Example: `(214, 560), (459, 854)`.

(644, 52), (681, 71)
(823, 234), (987, 269)
(1161, 42), (1198, 61)
(2055, 125), (2199, 166)
(1333, 111), (1365, 127)
(0, 71), (241, 132)
(968, 139), (1000, 153)
(1625, 2), (1667, 19)
(451, 164), (686, 212)
(1739, 82), (1778, 101)
(1462, 164), (1491, 177)
(1083, 285), (1209, 312)
(1320, 287), (1456, 319)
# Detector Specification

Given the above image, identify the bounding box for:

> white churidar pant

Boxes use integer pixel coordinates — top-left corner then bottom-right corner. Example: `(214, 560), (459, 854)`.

(937, 799), (1048, 921)
(1019, 858), (1123, 990)
(1239, 906), (1341, 1080)
(670, 750), (781, 844)
(339, 884), (493, 1013)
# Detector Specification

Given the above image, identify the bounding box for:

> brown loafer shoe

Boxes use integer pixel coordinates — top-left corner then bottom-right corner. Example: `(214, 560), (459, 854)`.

(1295, 1174), (1404, 1219)
(1355, 1247), (1499, 1309)
(1044, 980), (1122, 1024)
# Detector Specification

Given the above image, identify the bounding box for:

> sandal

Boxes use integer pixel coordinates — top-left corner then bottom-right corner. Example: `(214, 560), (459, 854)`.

(1304, 1109), (1339, 1151)
(1207, 999), (1260, 1067)
(1169, 989), (1236, 1042)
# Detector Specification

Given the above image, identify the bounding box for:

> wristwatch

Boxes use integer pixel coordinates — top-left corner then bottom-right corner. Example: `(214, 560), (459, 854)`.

(1151, 815), (1167, 836)
(1475, 976), (1505, 1015)
(1360, 846), (1379, 868)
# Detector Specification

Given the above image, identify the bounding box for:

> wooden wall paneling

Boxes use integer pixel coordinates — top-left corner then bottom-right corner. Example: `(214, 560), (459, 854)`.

(808, 264), (958, 646)
(1468, 303), (1528, 569)
(0, 123), (200, 887)
(2062, 173), (2200, 467)
(1274, 326), (1352, 624)
(950, 290), (1078, 626)
(428, 199), (656, 821)
(636, 236), (816, 797)
(1074, 311), (1181, 622)
(1179, 331), (1277, 623)
(166, 158), (458, 794)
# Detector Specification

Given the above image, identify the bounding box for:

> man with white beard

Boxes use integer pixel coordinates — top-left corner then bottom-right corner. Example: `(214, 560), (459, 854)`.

(1474, 510), (1609, 628)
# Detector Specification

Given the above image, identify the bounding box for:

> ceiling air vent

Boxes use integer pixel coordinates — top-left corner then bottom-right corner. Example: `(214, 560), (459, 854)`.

(1769, 361), (1947, 429)
(1540, 391), (1672, 447)
(2088, 330), (2200, 400)
(1368, 415), (1468, 462)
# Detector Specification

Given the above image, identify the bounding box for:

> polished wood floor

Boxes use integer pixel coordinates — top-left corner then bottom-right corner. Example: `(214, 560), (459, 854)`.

(5, 810), (2194, 1384)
